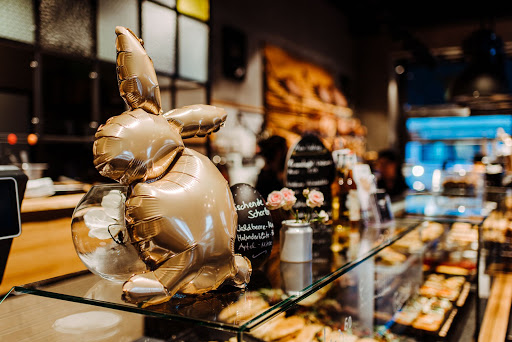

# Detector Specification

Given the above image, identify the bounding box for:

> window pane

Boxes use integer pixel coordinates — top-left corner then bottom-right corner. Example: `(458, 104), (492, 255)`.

(0, 0), (35, 44)
(175, 80), (206, 107)
(0, 93), (30, 133)
(177, 0), (209, 21)
(0, 45), (33, 134)
(42, 55), (92, 135)
(158, 75), (173, 111)
(0, 45), (33, 91)
(39, 0), (94, 57)
(178, 16), (208, 82)
(142, 1), (176, 74)
(97, 0), (139, 62)
(99, 62), (126, 124)
(154, 0), (176, 8)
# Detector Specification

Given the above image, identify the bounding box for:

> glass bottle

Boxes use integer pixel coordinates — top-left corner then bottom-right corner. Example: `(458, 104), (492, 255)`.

(345, 153), (361, 233)
(345, 153), (361, 260)
(331, 151), (350, 254)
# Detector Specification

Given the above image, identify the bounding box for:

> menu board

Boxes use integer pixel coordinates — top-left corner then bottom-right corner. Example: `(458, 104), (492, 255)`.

(285, 134), (335, 217)
(231, 183), (274, 269)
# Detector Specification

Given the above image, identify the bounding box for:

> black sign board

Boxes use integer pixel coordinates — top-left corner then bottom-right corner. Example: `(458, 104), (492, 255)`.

(285, 134), (335, 218)
(231, 183), (274, 269)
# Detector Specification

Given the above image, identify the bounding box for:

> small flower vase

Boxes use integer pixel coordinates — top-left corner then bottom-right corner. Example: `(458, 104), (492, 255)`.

(279, 220), (313, 262)
(71, 184), (146, 282)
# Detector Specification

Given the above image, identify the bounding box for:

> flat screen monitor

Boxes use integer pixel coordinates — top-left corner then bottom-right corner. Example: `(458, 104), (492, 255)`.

(0, 166), (27, 285)
(0, 177), (22, 240)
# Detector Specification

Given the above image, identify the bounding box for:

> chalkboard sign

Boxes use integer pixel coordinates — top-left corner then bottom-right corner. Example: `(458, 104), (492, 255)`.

(231, 183), (274, 269)
(285, 134), (335, 217)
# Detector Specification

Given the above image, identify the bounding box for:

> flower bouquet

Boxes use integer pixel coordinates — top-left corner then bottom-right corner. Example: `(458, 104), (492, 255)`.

(266, 188), (329, 262)
(266, 187), (329, 224)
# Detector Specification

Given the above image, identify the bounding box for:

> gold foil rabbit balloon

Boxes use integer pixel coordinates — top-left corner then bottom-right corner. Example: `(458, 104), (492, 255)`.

(92, 26), (251, 307)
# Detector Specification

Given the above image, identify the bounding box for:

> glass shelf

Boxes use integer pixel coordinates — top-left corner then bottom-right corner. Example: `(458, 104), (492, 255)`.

(2, 217), (426, 336)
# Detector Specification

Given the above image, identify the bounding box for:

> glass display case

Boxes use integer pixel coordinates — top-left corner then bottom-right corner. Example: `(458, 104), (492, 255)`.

(0, 214), (486, 342)
(481, 186), (512, 274)
(404, 114), (512, 193)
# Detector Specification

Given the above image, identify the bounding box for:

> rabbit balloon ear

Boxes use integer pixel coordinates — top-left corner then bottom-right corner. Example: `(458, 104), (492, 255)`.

(115, 26), (162, 115)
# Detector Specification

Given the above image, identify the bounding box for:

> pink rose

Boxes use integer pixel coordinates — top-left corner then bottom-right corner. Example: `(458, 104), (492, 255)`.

(306, 190), (324, 208)
(280, 187), (297, 210)
(267, 191), (284, 210)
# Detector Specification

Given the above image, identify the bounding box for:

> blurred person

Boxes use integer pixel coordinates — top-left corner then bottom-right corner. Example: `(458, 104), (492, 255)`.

(255, 135), (288, 199)
(375, 148), (409, 201)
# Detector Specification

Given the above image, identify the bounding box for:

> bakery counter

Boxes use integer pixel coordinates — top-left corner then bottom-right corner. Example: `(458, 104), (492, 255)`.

(0, 216), (486, 341)
(21, 193), (85, 214)
(0, 193), (87, 294)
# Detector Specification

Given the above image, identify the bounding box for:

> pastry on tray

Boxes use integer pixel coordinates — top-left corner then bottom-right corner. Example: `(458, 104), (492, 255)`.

(435, 265), (470, 276)
(377, 247), (407, 265)
(412, 312), (445, 332)
(264, 316), (306, 341)
(421, 221), (444, 242)
(218, 293), (270, 324)
(395, 307), (421, 326)
(419, 274), (465, 301)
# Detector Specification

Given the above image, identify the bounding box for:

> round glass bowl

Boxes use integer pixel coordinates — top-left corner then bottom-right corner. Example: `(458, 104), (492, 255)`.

(71, 184), (146, 282)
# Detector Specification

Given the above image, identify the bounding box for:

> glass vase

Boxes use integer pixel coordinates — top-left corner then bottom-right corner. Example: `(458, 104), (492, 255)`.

(71, 184), (146, 282)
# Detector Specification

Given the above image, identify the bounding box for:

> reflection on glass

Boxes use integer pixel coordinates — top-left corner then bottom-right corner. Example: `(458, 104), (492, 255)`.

(97, 0), (139, 62)
(0, 0), (35, 43)
(40, 0), (94, 57)
(142, 1), (176, 74)
(177, 0), (209, 21)
(178, 15), (208, 82)
(280, 261), (312, 296)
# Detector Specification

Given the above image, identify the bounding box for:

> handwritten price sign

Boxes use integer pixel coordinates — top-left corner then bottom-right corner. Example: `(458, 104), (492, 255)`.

(231, 183), (274, 269)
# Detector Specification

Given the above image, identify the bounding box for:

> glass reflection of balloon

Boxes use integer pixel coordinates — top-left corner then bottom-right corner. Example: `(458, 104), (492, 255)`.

(82, 26), (251, 307)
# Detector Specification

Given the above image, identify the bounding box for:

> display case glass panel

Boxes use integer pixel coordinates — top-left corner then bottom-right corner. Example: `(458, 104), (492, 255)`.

(1, 215), (484, 341)
(4, 218), (425, 337)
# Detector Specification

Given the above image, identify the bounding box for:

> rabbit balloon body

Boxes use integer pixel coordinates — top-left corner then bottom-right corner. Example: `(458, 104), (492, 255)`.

(91, 26), (251, 307)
